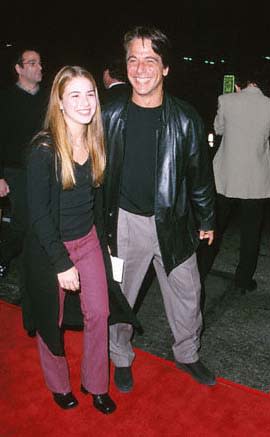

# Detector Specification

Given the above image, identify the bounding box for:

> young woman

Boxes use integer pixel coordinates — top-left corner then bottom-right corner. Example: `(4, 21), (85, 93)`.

(23, 66), (116, 414)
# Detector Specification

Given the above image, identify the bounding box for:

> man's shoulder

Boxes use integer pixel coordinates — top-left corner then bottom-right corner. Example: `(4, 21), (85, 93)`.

(171, 94), (197, 111)
(218, 92), (237, 102)
(0, 84), (18, 98)
(224, 89), (270, 108)
(166, 93), (203, 123)
(0, 85), (21, 112)
(37, 84), (50, 99)
(216, 92), (244, 110)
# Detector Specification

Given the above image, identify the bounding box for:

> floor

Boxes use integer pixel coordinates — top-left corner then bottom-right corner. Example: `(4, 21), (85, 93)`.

(1, 202), (270, 392)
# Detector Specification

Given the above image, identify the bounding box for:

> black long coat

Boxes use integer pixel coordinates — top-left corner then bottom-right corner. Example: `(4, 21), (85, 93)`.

(22, 133), (140, 356)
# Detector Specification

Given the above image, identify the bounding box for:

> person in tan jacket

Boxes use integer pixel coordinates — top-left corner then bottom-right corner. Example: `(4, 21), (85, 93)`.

(198, 71), (270, 294)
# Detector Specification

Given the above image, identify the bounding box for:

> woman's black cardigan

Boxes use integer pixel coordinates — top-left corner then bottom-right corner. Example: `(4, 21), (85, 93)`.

(22, 133), (140, 355)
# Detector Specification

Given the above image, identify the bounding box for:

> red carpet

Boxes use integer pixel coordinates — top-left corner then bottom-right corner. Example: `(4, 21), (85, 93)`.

(1, 300), (270, 437)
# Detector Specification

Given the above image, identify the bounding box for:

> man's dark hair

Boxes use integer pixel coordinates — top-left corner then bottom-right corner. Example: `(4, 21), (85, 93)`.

(234, 66), (265, 90)
(104, 57), (127, 82)
(13, 47), (41, 67)
(123, 26), (171, 67)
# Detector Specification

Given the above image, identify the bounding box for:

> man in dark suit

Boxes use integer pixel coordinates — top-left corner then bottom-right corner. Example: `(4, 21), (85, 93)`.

(101, 57), (130, 104)
(0, 48), (47, 283)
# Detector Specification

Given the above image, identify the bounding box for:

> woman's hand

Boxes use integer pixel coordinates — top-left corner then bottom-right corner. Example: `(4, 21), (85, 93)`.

(57, 266), (80, 291)
(0, 179), (10, 197)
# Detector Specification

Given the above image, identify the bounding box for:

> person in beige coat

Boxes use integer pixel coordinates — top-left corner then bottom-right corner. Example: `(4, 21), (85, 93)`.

(198, 71), (270, 293)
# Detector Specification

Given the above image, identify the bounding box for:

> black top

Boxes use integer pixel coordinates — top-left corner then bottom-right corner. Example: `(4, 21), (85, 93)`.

(120, 101), (161, 215)
(0, 84), (48, 177)
(60, 158), (94, 241)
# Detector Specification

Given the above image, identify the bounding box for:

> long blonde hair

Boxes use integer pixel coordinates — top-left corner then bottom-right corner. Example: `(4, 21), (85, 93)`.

(44, 65), (106, 188)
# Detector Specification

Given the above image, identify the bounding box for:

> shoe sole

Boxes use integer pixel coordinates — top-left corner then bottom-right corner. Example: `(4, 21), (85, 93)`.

(53, 397), (78, 409)
(114, 382), (133, 393)
(176, 363), (216, 386)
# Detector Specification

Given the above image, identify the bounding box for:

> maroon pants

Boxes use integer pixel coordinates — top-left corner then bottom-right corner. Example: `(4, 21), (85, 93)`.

(37, 226), (110, 395)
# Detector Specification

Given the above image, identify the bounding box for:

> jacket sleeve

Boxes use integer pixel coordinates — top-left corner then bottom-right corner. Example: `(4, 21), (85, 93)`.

(27, 144), (73, 273)
(186, 113), (216, 231)
(214, 96), (225, 135)
(0, 91), (5, 178)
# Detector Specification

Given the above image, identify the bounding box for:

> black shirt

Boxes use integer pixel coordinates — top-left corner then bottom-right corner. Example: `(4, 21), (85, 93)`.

(120, 101), (161, 215)
(0, 84), (48, 177)
(60, 158), (94, 241)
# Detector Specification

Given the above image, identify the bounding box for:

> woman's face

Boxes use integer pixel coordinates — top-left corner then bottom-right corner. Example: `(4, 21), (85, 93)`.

(60, 76), (97, 127)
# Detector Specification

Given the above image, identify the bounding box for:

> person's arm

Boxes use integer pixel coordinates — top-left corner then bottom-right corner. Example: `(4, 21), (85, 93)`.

(0, 136), (5, 182)
(214, 96), (225, 136)
(0, 179), (10, 197)
(27, 144), (80, 290)
(0, 90), (9, 195)
(94, 185), (114, 279)
(186, 112), (216, 244)
(27, 144), (74, 274)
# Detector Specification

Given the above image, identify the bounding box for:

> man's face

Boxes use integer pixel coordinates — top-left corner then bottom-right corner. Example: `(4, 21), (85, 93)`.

(16, 51), (42, 87)
(126, 37), (168, 106)
(103, 69), (110, 89)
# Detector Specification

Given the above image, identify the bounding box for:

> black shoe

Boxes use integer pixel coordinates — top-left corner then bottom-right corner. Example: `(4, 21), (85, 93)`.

(176, 360), (216, 386)
(0, 261), (8, 279)
(114, 366), (133, 392)
(27, 329), (36, 338)
(81, 385), (116, 414)
(53, 392), (78, 409)
(236, 279), (257, 295)
(92, 394), (116, 414)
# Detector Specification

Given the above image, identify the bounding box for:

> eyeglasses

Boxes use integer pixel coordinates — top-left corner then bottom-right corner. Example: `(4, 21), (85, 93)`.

(22, 61), (42, 67)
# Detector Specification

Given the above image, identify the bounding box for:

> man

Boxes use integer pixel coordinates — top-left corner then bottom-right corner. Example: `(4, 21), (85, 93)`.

(0, 48), (47, 281)
(102, 26), (216, 391)
(101, 56), (130, 104)
(197, 72), (270, 293)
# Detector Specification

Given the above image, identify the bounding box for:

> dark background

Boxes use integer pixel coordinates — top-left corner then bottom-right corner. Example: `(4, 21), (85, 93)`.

(1, 2), (270, 131)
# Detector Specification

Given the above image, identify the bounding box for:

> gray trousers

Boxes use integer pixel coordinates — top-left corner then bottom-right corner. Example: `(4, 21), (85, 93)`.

(110, 209), (202, 366)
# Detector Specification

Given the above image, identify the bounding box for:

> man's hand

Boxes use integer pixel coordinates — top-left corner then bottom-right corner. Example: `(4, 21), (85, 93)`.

(0, 179), (10, 197)
(199, 230), (214, 246)
(57, 266), (80, 291)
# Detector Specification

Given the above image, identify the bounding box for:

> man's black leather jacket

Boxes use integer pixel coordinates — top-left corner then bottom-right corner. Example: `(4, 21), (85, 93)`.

(102, 92), (215, 275)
